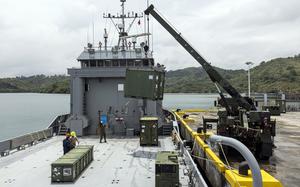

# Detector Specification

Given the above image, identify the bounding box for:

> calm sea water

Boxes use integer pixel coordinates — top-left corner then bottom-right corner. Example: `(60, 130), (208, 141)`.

(0, 93), (218, 141)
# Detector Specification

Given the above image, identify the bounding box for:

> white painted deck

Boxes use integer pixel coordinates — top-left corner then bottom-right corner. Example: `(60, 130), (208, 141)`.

(0, 136), (189, 187)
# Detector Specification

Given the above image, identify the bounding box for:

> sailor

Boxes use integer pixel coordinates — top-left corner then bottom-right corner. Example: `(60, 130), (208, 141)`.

(70, 131), (79, 149)
(66, 128), (71, 137)
(63, 135), (71, 154)
(99, 121), (107, 143)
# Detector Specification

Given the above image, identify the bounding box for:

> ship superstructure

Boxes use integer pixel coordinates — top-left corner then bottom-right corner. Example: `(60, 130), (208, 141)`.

(66, 0), (163, 136)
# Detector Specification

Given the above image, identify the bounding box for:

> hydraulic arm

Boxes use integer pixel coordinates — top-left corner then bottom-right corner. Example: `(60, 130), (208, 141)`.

(145, 5), (256, 112)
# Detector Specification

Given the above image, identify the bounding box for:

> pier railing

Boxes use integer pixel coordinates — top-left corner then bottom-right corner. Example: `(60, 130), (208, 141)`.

(0, 113), (70, 157)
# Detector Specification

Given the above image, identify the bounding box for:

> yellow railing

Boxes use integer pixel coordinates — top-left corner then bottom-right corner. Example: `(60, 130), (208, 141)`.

(174, 110), (283, 187)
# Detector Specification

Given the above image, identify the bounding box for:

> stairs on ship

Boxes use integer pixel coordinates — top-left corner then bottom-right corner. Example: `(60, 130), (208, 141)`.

(58, 124), (68, 136)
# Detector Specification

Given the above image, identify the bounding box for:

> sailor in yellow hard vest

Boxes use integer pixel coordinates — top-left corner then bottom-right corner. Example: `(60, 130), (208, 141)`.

(70, 131), (79, 149)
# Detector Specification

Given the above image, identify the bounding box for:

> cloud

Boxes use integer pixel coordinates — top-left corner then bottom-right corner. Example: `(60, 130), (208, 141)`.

(0, 0), (299, 77)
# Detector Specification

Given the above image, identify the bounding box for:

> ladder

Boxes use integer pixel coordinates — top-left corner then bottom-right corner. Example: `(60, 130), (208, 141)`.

(58, 124), (68, 136)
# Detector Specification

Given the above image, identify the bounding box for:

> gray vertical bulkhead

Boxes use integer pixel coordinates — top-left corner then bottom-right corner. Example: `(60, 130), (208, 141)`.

(72, 77), (84, 115)
(65, 76), (89, 136)
(84, 78), (143, 135)
(67, 65), (163, 136)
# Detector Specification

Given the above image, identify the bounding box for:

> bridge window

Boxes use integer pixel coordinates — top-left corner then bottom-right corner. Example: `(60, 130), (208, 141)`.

(127, 60), (134, 66)
(134, 60), (142, 67)
(104, 60), (111, 67)
(112, 60), (119, 67)
(90, 61), (96, 67)
(98, 60), (104, 67)
(82, 61), (88, 68)
(143, 59), (149, 66)
(120, 60), (126, 67)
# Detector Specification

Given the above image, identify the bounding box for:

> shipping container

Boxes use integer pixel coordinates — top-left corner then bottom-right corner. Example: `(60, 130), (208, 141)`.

(71, 148), (92, 164)
(51, 145), (94, 183)
(51, 158), (80, 182)
(140, 117), (158, 146)
(155, 151), (179, 187)
(76, 145), (94, 161)
(61, 152), (85, 172)
(125, 69), (165, 100)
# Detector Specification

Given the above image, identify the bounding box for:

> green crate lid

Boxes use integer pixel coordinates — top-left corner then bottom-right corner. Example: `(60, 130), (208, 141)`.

(52, 158), (78, 165)
(61, 153), (84, 159)
(76, 145), (94, 149)
(156, 151), (178, 165)
(140, 117), (158, 121)
(69, 149), (89, 156)
(69, 148), (89, 153)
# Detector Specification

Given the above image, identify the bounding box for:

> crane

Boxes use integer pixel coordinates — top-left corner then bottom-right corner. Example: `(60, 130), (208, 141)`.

(145, 5), (256, 114)
(145, 4), (275, 159)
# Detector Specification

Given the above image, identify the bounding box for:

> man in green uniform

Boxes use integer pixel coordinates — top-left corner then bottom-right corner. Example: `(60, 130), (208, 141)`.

(99, 121), (107, 143)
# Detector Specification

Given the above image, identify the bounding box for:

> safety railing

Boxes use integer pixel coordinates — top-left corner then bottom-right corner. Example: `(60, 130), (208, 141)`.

(0, 113), (70, 157)
(173, 110), (283, 187)
(0, 128), (53, 156)
(172, 125), (208, 187)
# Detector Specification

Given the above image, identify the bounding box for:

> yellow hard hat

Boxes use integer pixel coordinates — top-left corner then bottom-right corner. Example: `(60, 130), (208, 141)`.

(71, 131), (76, 137)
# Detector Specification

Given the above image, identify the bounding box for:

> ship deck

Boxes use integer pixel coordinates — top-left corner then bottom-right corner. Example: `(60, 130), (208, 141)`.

(0, 136), (190, 187)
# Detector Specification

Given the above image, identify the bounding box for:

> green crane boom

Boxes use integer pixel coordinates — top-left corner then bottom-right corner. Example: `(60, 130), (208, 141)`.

(145, 4), (256, 111)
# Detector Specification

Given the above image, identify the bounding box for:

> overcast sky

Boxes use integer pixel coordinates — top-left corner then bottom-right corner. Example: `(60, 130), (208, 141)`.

(0, 0), (299, 77)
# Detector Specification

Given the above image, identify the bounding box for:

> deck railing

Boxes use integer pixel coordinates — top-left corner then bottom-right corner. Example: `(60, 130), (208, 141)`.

(0, 113), (70, 157)
(173, 110), (283, 187)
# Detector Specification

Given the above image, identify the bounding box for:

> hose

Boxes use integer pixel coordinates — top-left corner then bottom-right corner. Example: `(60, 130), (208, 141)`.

(209, 135), (262, 187)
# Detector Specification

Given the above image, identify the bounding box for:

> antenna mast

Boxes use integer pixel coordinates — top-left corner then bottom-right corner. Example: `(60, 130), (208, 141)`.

(103, 0), (143, 50)
(147, 0), (150, 45)
(92, 21), (95, 46)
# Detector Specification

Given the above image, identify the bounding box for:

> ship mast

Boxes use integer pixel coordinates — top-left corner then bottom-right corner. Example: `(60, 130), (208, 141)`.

(103, 0), (143, 50)
(120, 0), (126, 49)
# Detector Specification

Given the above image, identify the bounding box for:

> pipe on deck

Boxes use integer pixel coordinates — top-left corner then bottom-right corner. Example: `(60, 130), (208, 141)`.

(209, 135), (262, 187)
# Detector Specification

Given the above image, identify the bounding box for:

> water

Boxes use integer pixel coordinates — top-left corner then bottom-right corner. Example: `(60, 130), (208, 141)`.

(0, 93), (70, 141)
(0, 93), (218, 141)
(163, 93), (218, 109)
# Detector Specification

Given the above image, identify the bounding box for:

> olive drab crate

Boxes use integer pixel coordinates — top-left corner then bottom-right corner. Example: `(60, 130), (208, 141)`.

(51, 145), (94, 183)
(140, 117), (158, 146)
(125, 68), (165, 100)
(155, 151), (179, 187)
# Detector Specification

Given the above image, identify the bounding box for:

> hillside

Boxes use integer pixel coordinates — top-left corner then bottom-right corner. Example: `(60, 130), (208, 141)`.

(0, 75), (70, 93)
(165, 55), (300, 93)
(0, 55), (299, 94)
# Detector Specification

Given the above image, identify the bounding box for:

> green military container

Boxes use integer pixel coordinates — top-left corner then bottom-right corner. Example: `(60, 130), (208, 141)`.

(76, 145), (94, 162)
(69, 149), (89, 169)
(155, 151), (179, 187)
(140, 117), (158, 146)
(51, 158), (80, 182)
(77, 149), (89, 166)
(51, 145), (94, 183)
(124, 68), (165, 100)
(61, 152), (85, 173)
